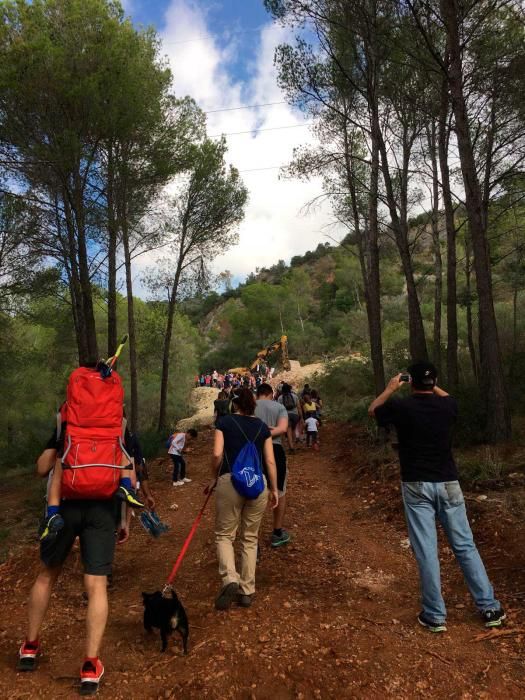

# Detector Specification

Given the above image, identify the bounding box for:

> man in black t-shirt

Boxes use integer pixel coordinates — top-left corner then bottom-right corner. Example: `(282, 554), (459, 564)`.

(369, 362), (505, 632)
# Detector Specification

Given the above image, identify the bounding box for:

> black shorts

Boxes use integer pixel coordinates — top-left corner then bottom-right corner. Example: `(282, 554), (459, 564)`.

(41, 499), (119, 576)
(273, 444), (288, 495)
(288, 412), (300, 429)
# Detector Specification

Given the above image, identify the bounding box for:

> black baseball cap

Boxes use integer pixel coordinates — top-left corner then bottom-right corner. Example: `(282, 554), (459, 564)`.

(407, 361), (437, 390)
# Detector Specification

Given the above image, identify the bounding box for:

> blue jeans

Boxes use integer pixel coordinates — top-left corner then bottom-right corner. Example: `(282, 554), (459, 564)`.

(401, 481), (500, 623)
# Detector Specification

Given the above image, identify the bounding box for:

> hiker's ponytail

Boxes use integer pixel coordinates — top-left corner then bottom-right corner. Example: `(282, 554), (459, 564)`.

(231, 387), (256, 416)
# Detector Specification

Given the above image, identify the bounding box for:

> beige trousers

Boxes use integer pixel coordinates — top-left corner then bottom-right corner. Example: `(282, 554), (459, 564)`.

(215, 473), (268, 596)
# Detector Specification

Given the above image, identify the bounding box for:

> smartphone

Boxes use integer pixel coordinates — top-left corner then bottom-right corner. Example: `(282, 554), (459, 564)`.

(400, 373), (411, 383)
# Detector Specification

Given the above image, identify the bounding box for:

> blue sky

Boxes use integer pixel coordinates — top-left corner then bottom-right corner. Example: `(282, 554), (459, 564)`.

(126, 1), (271, 85)
(124, 1), (336, 289)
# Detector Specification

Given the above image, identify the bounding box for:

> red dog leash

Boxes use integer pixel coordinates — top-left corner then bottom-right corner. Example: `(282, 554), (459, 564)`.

(163, 480), (217, 593)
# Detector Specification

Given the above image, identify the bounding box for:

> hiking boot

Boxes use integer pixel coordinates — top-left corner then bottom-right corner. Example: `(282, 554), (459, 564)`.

(271, 530), (291, 548)
(236, 593), (253, 608)
(80, 658), (104, 696)
(115, 485), (144, 508)
(482, 608), (506, 628)
(417, 612), (447, 633)
(215, 582), (239, 611)
(39, 513), (64, 542)
(17, 640), (41, 671)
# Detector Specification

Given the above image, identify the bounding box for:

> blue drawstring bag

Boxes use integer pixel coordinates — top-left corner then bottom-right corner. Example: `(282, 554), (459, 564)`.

(228, 419), (265, 499)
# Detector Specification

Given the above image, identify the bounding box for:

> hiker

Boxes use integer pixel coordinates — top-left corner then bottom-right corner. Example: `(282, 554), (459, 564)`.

(255, 383), (290, 547)
(212, 388), (279, 610)
(302, 393), (318, 420)
(126, 429), (155, 511)
(300, 383), (311, 398)
(167, 428), (198, 487)
(42, 417), (143, 543)
(214, 390), (231, 425)
(278, 383), (303, 453)
(304, 414), (319, 448)
(19, 361), (134, 694)
(311, 389), (323, 424)
(368, 362), (505, 632)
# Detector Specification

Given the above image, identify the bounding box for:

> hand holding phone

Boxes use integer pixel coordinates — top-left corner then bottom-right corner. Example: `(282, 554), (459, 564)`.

(400, 374), (411, 383)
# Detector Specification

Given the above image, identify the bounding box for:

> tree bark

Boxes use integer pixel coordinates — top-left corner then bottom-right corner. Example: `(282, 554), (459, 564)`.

(364, 117), (385, 393)
(428, 120), (442, 376)
(376, 117), (428, 361)
(465, 234), (478, 381)
(71, 175), (99, 364)
(121, 213), (139, 433)
(106, 142), (118, 357)
(62, 190), (89, 364)
(438, 68), (459, 392)
(441, 0), (511, 441)
(158, 257), (184, 432)
(341, 109), (385, 393)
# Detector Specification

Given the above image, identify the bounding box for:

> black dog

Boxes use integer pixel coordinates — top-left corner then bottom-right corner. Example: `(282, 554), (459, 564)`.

(142, 590), (189, 654)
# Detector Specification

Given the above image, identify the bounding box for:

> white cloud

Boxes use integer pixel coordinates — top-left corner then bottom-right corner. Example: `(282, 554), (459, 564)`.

(143, 0), (341, 290)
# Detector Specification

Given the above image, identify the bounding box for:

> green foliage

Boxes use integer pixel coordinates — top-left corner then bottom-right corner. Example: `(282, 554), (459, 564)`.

(313, 360), (375, 422)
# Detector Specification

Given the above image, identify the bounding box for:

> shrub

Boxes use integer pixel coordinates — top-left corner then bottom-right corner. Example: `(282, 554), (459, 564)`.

(313, 359), (375, 422)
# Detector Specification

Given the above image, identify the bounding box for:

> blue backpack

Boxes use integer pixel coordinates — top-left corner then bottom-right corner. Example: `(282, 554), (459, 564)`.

(228, 418), (265, 499)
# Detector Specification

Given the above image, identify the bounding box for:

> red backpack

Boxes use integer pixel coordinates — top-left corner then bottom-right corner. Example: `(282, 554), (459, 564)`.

(60, 367), (128, 500)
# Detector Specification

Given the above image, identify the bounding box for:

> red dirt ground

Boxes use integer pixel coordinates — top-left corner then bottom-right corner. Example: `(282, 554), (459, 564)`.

(2, 423), (525, 699)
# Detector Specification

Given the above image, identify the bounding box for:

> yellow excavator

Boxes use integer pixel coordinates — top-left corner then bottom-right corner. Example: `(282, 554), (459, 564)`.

(228, 335), (291, 376)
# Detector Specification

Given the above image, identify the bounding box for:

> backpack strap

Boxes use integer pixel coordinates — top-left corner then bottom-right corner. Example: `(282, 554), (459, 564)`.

(231, 415), (263, 445)
(223, 416), (263, 472)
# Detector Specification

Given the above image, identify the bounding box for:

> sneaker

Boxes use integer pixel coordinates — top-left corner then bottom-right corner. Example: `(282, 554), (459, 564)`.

(17, 640), (41, 671)
(417, 612), (447, 633)
(173, 480), (184, 487)
(80, 658), (104, 696)
(39, 513), (64, 542)
(115, 485), (144, 508)
(271, 530), (291, 548)
(236, 593), (253, 608)
(215, 582), (239, 611)
(182, 478), (192, 483)
(482, 608), (506, 628)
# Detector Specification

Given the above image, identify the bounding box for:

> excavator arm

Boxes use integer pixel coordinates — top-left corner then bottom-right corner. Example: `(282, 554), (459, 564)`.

(249, 335), (291, 372)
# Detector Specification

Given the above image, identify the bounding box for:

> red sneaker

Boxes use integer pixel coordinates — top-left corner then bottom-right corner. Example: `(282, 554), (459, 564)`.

(17, 640), (41, 671)
(80, 658), (104, 695)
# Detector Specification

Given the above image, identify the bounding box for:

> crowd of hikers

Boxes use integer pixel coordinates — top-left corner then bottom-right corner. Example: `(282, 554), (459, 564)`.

(15, 355), (507, 695)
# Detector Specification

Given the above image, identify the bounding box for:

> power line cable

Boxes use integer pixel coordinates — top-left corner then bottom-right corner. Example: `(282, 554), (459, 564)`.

(209, 122), (312, 138)
(205, 101), (287, 114)
(238, 165), (284, 173)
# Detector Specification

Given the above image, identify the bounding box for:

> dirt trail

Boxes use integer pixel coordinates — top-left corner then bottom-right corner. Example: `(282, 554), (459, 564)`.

(2, 424), (525, 699)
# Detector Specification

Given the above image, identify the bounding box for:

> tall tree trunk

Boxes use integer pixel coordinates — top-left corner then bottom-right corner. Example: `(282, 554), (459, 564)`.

(438, 68), (459, 392)
(121, 211), (138, 433)
(465, 234), (478, 381)
(158, 260), (184, 432)
(441, 0), (511, 441)
(71, 177), (99, 364)
(376, 119), (428, 361)
(62, 190), (89, 364)
(428, 120), (442, 375)
(365, 119), (385, 392)
(106, 143), (118, 357)
(342, 115), (385, 393)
